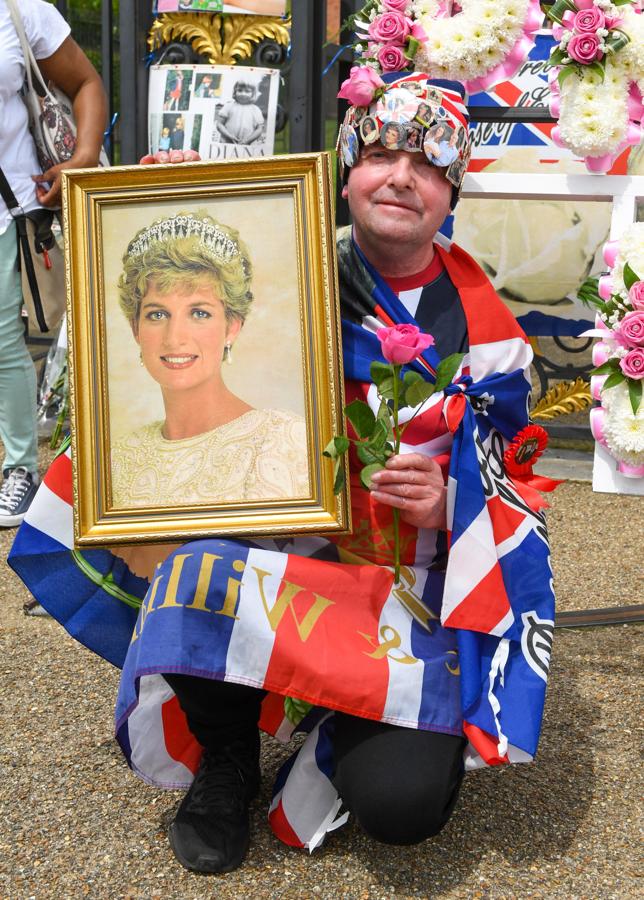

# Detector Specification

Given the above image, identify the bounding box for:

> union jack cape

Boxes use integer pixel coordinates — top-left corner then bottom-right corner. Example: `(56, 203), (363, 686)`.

(9, 233), (555, 851)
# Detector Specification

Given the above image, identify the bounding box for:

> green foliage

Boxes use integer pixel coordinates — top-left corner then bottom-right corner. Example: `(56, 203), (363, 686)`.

(628, 378), (642, 415)
(345, 400), (376, 439)
(623, 262), (641, 291)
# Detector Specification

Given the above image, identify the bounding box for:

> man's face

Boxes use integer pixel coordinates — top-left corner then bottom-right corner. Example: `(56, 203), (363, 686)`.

(342, 145), (453, 261)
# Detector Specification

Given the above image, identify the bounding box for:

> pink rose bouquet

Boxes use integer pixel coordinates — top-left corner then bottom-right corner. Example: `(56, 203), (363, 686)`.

(616, 310), (644, 348)
(325, 323), (463, 582)
(368, 10), (411, 45)
(567, 32), (604, 63)
(337, 65), (385, 107)
(547, 1), (633, 78)
(628, 282), (644, 311)
(619, 347), (644, 380)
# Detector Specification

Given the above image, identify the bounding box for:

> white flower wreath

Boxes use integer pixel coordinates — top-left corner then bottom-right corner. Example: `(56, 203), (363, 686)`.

(549, 4), (644, 170)
(413, 0), (543, 92)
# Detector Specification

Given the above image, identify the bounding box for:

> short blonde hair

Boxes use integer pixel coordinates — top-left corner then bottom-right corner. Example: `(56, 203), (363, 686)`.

(118, 211), (253, 328)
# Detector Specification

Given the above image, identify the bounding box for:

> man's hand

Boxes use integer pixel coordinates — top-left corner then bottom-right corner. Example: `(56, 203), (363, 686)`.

(370, 453), (447, 530)
(139, 150), (201, 165)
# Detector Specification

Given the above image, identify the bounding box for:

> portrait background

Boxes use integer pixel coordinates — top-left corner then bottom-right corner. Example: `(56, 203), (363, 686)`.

(102, 192), (305, 443)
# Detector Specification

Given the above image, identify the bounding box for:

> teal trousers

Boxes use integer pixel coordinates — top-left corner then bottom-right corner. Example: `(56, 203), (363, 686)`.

(0, 225), (37, 473)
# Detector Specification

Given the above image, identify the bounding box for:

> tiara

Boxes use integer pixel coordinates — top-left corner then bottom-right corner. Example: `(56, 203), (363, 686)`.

(127, 214), (239, 262)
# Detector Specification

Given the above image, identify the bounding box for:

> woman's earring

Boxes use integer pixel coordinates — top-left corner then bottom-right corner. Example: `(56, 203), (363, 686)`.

(224, 342), (233, 365)
(139, 352), (144, 367)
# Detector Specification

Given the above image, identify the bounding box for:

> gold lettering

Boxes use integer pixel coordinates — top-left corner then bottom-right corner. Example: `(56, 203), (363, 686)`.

(185, 553), (223, 611)
(157, 553), (192, 608)
(252, 566), (334, 642)
(131, 572), (164, 643)
(392, 566), (439, 634)
(359, 625), (418, 664)
(213, 559), (246, 620)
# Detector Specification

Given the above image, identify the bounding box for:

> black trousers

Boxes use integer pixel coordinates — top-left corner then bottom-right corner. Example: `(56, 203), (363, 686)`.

(164, 674), (465, 846)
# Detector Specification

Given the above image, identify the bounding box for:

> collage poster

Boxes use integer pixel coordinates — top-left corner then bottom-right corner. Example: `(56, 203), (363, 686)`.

(148, 64), (280, 161)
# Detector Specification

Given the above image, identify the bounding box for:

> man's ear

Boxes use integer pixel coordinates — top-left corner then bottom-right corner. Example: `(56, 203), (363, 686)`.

(341, 184), (349, 200)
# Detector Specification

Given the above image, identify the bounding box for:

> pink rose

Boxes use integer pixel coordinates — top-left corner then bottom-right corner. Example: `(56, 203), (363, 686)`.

(368, 11), (411, 46)
(383, 0), (410, 11)
(377, 44), (408, 73)
(616, 310), (644, 348)
(628, 281), (644, 311)
(574, 7), (605, 33)
(567, 32), (603, 64)
(619, 347), (644, 380)
(337, 65), (385, 107)
(377, 324), (434, 365)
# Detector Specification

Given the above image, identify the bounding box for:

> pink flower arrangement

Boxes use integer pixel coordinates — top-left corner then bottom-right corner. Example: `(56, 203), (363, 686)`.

(619, 347), (644, 380)
(616, 310), (644, 348)
(567, 31), (604, 64)
(368, 10), (411, 45)
(629, 282), (644, 310)
(337, 66), (385, 107)
(377, 324), (435, 365)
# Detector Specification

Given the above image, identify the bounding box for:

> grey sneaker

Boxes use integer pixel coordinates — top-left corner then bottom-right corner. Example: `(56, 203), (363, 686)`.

(0, 467), (39, 527)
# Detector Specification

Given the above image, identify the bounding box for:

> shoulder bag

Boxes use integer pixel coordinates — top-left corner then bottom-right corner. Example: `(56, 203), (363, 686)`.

(6, 0), (109, 173)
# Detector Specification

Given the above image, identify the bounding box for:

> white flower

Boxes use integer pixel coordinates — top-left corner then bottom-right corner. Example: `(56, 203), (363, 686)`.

(602, 380), (644, 463)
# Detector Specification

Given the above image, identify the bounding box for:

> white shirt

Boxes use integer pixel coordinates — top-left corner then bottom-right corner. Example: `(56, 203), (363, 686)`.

(0, 0), (70, 234)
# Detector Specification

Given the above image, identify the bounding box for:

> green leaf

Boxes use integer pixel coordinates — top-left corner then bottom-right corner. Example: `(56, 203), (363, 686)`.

(591, 360), (620, 376)
(623, 262), (641, 291)
(605, 29), (630, 54)
(547, 0), (578, 25)
(345, 400), (376, 439)
(357, 442), (388, 466)
(405, 36), (420, 61)
(628, 378), (643, 415)
(370, 360), (394, 389)
(549, 47), (567, 67)
(323, 435), (350, 459)
(585, 60), (606, 83)
(434, 352), (465, 393)
(333, 459), (345, 495)
(602, 370), (626, 392)
(376, 376), (396, 401)
(405, 378), (435, 408)
(360, 462), (384, 490)
(557, 66), (577, 89)
(369, 417), (389, 451)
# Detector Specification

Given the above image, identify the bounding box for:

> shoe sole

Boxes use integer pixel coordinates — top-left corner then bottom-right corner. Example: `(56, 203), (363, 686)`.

(168, 824), (250, 875)
(0, 514), (25, 528)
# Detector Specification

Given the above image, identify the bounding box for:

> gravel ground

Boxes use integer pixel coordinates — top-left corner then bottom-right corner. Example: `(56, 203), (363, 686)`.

(0, 443), (642, 899)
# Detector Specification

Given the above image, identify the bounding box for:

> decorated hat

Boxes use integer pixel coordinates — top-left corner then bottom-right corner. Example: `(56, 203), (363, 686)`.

(337, 70), (472, 202)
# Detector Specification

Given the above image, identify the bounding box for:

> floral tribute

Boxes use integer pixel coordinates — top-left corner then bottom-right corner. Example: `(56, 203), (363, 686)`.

(324, 325), (463, 582)
(342, 0), (544, 94)
(585, 222), (644, 476)
(546, 0), (644, 172)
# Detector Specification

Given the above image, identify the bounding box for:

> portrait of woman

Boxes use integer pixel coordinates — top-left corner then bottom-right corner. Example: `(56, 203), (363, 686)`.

(380, 122), (405, 150)
(360, 115), (379, 144)
(110, 211), (310, 508)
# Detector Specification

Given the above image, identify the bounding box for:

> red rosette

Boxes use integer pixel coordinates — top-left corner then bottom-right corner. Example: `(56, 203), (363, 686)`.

(503, 424), (548, 477)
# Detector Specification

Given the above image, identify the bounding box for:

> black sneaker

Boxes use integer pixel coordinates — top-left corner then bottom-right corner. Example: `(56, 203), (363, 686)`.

(169, 733), (261, 874)
(0, 467), (39, 528)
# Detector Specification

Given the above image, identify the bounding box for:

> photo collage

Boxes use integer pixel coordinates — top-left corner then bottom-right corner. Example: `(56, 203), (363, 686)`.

(148, 64), (280, 161)
(339, 84), (471, 188)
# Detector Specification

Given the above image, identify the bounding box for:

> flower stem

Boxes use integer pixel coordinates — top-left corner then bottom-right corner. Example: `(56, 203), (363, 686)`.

(392, 364), (401, 583)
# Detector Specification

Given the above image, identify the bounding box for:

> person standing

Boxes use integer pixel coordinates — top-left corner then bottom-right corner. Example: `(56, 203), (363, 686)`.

(0, 0), (106, 527)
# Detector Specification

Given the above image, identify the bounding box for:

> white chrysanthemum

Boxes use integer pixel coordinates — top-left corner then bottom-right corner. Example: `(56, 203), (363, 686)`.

(601, 380), (644, 464)
(414, 0), (534, 82)
(611, 223), (644, 294)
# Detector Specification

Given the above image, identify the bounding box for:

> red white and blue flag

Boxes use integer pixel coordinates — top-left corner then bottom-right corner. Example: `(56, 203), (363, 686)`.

(9, 236), (555, 850)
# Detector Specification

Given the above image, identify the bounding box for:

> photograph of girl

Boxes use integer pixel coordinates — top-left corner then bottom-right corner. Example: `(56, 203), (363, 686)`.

(110, 210), (309, 509)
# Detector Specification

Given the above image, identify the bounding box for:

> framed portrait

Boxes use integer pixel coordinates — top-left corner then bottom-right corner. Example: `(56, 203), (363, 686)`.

(63, 153), (350, 545)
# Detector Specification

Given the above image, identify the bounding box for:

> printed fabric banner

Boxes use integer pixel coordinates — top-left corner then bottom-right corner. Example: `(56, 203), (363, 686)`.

(148, 64), (280, 160)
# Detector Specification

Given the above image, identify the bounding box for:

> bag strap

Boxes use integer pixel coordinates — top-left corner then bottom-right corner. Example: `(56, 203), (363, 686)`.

(5, 0), (51, 100)
(0, 162), (47, 330)
(0, 162), (21, 213)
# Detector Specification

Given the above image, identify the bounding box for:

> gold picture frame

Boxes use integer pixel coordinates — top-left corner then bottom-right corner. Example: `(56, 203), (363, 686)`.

(63, 153), (349, 546)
